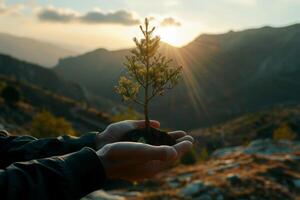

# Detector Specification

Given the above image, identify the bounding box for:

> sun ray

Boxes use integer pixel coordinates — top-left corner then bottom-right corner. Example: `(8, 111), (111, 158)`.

(158, 27), (184, 47)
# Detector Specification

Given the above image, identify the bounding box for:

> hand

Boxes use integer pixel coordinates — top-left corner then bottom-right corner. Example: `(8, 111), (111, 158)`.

(96, 120), (194, 149)
(95, 120), (161, 149)
(97, 140), (193, 181)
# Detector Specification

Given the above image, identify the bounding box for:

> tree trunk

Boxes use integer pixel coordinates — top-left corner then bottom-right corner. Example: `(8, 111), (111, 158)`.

(145, 19), (150, 135)
(144, 102), (150, 134)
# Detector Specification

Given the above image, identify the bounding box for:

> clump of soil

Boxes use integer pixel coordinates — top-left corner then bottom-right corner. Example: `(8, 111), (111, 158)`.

(122, 127), (176, 146)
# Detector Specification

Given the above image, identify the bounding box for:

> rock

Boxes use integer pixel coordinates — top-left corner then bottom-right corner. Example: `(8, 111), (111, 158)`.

(111, 191), (141, 198)
(226, 174), (241, 186)
(216, 194), (224, 200)
(177, 172), (194, 182)
(293, 179), (300, 188)
(167, 172), (194, 188)
(207, 170), (215, 176)
(213, 163), (240, 172)
(213, 139), (300, 158)
(82, 190), (125, 200)
(166, 178), (181, 189)
(212, 146), (243, 157)
(194, 194), (212, 200)
(208, 187), (222, 195)
(247, 139), (300, 155)
(180, 180), (206, 197)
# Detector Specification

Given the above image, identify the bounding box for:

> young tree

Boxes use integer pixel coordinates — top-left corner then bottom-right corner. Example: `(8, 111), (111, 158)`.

(116, 18), (182, 133)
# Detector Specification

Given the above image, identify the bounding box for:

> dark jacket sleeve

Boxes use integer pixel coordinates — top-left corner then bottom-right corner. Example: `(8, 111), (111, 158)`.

(0, 147), (106, 200)
(0, 132), (99, 168)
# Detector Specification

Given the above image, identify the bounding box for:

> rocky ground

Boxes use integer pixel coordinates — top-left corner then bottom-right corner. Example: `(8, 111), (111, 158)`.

(83, 139), (300, 200)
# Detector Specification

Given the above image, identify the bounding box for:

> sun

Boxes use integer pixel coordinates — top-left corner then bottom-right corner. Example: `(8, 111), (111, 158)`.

(158, 27), (184, 47)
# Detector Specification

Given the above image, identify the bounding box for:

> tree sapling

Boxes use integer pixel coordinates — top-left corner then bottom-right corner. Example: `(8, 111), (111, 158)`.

(115, 18), (182, 145)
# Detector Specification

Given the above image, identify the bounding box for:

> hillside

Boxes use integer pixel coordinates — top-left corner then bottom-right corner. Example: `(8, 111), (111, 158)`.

(0, 76), (110, 135)
(55, 23), (300, 130)
(0, 54), (113, 134)
(82, 106), (300, 200)
(56, 48), (129, 100)
(0, 33), (77, 67)
(0, 54), (87, 102)
(190, 105), (300, 153)
(86, 144), (300, 200)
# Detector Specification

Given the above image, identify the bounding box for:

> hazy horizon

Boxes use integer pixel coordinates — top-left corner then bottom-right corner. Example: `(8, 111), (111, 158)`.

(1, 21), (299, 54)
(1, 0), (300, 51)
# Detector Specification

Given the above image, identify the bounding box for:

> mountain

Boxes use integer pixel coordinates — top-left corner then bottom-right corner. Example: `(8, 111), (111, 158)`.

(0, 54), (111, 134)
(0, 33), (77, 67)
(56, 48), (129, 100)
(55, 23), (300, 130)
(0, 54), (86, 102)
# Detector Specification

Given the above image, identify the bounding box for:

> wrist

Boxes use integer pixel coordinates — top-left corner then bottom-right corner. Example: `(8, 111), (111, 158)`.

(96, 145), (115, 180)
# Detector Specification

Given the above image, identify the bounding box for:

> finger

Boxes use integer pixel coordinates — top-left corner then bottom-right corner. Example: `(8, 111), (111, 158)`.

(168, 131), (187, 140)
(173, 141), (193, 157)
(176, 135), (194, 144)
(105, 142), (177, 162)
(113, 160), (170, 181)
(149, 120), (160, 129)
(131, 120), (160, 129)
(133, 160), (171, 179)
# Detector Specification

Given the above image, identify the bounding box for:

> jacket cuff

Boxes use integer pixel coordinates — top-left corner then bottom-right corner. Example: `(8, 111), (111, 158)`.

(59, 132), (99, 150)
(63, 147), (106, 199)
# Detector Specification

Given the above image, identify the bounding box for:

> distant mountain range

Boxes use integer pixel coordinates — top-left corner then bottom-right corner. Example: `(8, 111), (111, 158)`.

(0, 33), (77, 67)
(55, 23), (300, 130)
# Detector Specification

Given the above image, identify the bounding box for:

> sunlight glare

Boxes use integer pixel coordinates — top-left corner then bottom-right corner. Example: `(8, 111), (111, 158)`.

(158, 27), (184, 47)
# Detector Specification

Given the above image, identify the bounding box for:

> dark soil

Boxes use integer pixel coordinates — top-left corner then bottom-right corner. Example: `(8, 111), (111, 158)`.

(121, 127), (176, 146)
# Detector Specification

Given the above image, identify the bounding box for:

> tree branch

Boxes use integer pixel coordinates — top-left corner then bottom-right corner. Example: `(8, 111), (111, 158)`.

(132, 98), (145, 106)
(147, 70), (179, 101)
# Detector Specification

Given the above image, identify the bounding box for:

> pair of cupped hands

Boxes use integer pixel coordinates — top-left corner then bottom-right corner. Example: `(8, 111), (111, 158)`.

(95, 120), (194, 182)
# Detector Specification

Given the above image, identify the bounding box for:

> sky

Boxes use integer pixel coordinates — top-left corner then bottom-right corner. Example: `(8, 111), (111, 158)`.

(0, 0), (300, 51)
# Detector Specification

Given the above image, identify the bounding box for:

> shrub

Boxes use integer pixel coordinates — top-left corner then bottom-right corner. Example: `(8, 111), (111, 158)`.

(273, 123), (296, 141)
(180, 148), (197, 165)
(31, 111), (76, 138)
(198, 147), (209, 162)
(0, 81), (6, 91)
(1, 85), (21, 106)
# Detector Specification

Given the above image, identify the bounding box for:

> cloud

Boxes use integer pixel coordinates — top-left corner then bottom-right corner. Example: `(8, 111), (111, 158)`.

(160, 17), (181, 27)
(0, 0), (25, 15)
(0, 5), (5, 14)
(80, 10), (140, 25)
(226, 0), (257, 6)
(163, 0), (180, 7)
(37, 7), (79, 22)
(37, 7), (140, 26)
